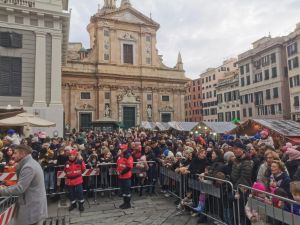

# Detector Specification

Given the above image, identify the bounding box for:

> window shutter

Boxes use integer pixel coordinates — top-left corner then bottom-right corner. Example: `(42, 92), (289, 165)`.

(10, 57), (22, 96)
(0, 32), (11, 47)
(0, 57), (10, 96)
(10, 32), (22, 48)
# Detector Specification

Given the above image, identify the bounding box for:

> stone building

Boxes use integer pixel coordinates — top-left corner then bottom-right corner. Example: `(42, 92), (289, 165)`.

(216, 71), (240, 122)
(62, 0), (188, 130)
(285, 24), (300, 121)
(0, 0), (70, 136)
(184, 78), (202, 122)
(238, 36), (290, 121)
(201, 58), (237, 122)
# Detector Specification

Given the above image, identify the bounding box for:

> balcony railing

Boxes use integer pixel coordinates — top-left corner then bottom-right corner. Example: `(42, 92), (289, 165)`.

(0, 0), (35, 8)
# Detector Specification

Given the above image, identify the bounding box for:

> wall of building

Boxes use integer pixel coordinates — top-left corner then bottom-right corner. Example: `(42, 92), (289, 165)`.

(0, 27), (35, 106)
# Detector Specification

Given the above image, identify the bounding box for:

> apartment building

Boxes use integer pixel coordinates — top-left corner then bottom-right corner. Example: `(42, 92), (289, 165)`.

(201, 58), (237, 122)
(238, 36), (290, 121)
(185, 78), (202, 122)
(285, 24), (300, 121)
(216, 71), (240, 121)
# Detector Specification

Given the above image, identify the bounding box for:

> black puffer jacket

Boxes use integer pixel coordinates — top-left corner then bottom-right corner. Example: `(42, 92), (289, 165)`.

(286, 159), (300, 180)
(230, 155), (253, 188)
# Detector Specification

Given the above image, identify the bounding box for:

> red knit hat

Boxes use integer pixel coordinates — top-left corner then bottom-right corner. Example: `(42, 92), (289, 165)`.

(70, 149), (78, 156)
(252, 182), (266, 192)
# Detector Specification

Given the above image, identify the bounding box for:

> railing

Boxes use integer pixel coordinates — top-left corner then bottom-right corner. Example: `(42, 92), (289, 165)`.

(0, 196), (17, 225)
(0, 0), (35, 8)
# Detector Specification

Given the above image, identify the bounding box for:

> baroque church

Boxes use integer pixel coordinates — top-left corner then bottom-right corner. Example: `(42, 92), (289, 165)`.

(62, 0), (188, 131)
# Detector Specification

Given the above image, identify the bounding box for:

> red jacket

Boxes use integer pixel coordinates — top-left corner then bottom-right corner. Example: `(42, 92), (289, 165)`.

(117, 153), (134, 179)
(64, 159), (86, 186)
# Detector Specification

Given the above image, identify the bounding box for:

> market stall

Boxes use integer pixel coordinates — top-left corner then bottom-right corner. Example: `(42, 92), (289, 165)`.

(229, 119), (300, 147)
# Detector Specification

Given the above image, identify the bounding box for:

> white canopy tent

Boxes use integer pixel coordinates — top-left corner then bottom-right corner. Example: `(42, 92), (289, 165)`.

(0, 113), (56, 127)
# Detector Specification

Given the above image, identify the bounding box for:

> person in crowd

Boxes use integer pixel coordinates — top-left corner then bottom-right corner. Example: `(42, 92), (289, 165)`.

(257, 150), (280, 187)
(65, 149), (86, 212)
(269, 160), (291, 196)
(290, 181), (300, 215)
(4, 129), (21, 145)
(285, 147), (300, 180)
(245, 182), (270, 225)
(258, 129), (274, 148)
(117, 144), (134, 209)
(135, 155), (149, 196)
(0, 145), (47, 225)
(223, 151), (235, 177)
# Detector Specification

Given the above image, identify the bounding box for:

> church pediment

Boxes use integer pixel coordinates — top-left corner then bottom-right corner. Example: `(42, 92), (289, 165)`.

(117, 89), (141, 103)
(101, 8), (159, 28)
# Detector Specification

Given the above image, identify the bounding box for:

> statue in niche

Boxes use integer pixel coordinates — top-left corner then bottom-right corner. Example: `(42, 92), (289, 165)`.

(104, 104), (111, 117)
(147, 105), (152, 119)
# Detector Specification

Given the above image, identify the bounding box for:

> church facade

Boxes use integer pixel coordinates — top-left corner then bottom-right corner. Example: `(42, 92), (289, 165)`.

(62, 0), (188, 131)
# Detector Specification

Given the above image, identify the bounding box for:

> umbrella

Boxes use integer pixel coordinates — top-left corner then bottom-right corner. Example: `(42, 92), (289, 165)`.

(0, 113), (55, 127)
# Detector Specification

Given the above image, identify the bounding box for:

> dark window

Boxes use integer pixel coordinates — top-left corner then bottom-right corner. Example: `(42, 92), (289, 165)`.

(206, 77), (208, 82)
(161, 113), (171, 122)
(209, 76), (211, 81)
(237, 110), (240, 119)
(271, 104), (275, 115)
(287, 42), (298, 57)
(243, 108), (247, 117)
(266, 89), (271, 100)
(271, 53), (276, 63)
(240, 66), (244, 75)
(213, 74), (215, 80)
(264, 69), (269, 80)
(290, 77), (294, 88)
(0, 32), (22, 48)
(246, 64), (250, 73)
(246, 76), (250, 85)
(272, 67), (277, 78)
(162, 96), (169, 101)
(79, 113), (92, 130)
(214, 90), (216, 97)
(294, 96), (300, 107)
(241, 77), (245, 87)
(146, 35), (151, 42)
(81, 92), (91, 99)
(294, 75), (300, 86)
(273, 88), (279, 98)
(123, 44), (133, 64)
(147, 94), (152, 101)
(248, 108), (252, 117)
(105, 92), (110, 99)
(0, 56), (22, 96)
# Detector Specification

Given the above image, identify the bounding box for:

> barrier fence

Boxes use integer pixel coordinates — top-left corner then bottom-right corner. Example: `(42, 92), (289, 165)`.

(237, 184), (300, 225)
(159, 167), (300, 225)
(0, 197), (17, 225)
(2, 164), (300, 225)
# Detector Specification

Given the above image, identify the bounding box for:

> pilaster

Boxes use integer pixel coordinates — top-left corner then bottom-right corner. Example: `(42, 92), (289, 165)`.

(33, 30), (47, 107)
(49, 33), (63, 107)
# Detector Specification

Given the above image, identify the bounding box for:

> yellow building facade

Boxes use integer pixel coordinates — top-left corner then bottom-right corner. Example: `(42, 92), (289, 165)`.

(62, 0), (188, 130)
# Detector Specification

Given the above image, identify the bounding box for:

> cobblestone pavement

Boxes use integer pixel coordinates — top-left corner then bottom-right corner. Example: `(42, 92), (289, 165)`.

(48, 194), (201, 225)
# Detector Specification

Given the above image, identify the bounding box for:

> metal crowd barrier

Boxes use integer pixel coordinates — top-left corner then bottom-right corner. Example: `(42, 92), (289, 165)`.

(0, 196), (17, 225)
(50, 161), (157, 202)
(159, 166), (237, 225)
(237, 184), (300, 225)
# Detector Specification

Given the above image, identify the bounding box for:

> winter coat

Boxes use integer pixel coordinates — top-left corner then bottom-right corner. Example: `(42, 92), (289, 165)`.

(269, 172), (291, 195)
(231, 155), (253, 188)
(117, 150), (134, 179)
(256, 162), (271, 187)
(189, 157), (209, 175)
(0, 155), (48, 225)
(286, 159), (300, 180)
(64, 159), (86, 186)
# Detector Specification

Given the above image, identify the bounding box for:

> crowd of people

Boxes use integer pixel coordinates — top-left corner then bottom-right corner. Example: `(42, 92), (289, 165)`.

(0, 127), (300, 224)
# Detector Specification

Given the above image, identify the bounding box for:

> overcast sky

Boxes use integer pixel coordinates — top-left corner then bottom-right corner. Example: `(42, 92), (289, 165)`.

(69, 0), (300, 79)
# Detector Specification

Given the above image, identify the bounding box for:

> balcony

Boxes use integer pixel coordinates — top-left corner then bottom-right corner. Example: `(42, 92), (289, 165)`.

(0, 0), (35, 8)
(294, 106), (300, 111)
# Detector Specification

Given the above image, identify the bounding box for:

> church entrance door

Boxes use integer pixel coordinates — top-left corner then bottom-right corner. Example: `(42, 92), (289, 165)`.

(123, 106), (135, 129)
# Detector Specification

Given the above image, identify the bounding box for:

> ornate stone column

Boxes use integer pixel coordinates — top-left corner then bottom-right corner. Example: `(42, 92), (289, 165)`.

(33, 31), (47, 107)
